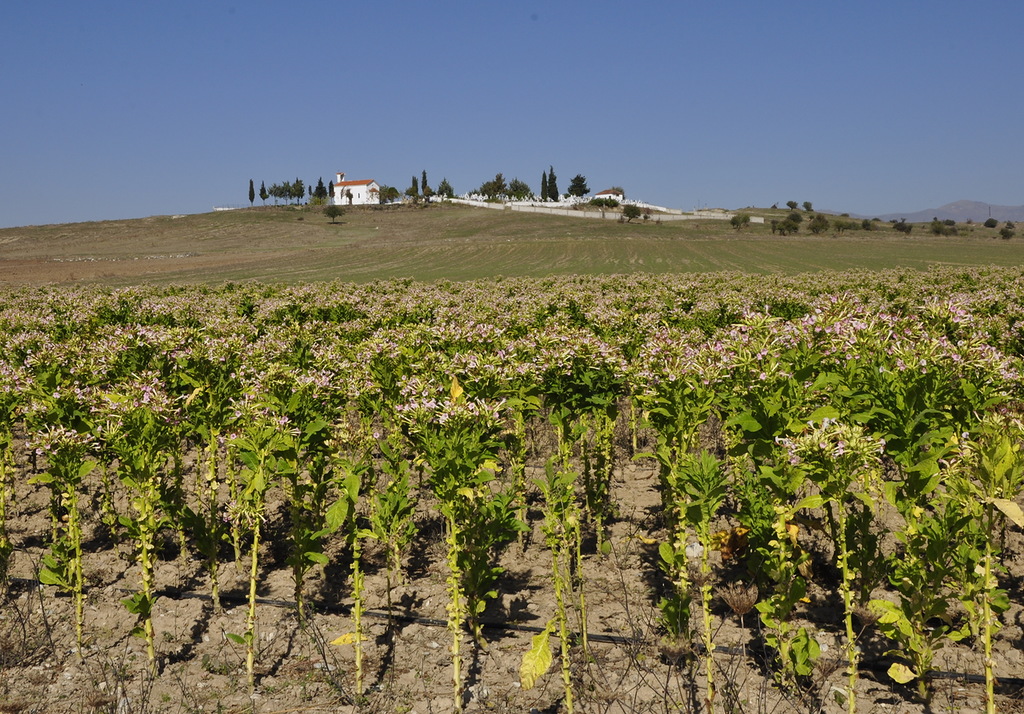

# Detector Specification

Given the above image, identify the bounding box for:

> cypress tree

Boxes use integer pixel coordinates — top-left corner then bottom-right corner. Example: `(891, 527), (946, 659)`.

(547, 166), (558, 201)
(248, 179), (255, 206)
(259, 181), (268, 205)
(540, 171), (548, 203)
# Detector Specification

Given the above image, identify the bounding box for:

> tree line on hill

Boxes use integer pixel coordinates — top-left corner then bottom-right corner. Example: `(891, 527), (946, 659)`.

(248, 178), (331, 206)
(472, 167), (593, 201)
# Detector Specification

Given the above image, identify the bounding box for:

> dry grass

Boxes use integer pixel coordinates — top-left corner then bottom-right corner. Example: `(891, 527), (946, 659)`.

(2, 203), (1023, 286)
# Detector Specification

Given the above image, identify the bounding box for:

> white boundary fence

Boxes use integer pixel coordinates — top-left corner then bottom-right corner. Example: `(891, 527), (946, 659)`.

(446, 198), (763, 223)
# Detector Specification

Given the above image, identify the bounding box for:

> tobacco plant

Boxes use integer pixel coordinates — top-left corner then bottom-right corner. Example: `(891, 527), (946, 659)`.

(229, 401), (287, 694)
(779, 418), (884, 713)
(948, 415), (1024, 714)
(326, 462), (371, 695)
(525, 460), (581, 713)
(172, 337), (242, 611)
(751, 462), (823, 690)
(675, 451), (729, 709)
(400, 377), (523, 713)
(0, 365), (22, 591)
(368, 434), (417, 616)
(96, 376), (180, 673)
(29, 425), (97, 655)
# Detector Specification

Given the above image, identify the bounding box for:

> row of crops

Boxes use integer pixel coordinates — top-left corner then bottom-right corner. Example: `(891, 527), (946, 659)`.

(2, 267), (1024, 712)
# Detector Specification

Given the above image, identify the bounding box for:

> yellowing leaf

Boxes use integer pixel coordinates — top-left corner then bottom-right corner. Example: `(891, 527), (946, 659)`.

(785, 522), (800, 547)
(520, 625), (553, 690)
(330, 632), (359, 646)
(636, 535), (658, 545)
(991, 498), (1024, 528)
(457, 487), (477, 500)
(450, 377), (464, 402)
(887, 662), (917, 684)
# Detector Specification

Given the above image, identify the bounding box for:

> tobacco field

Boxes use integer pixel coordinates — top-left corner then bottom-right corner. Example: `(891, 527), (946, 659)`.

(1, 267), (1024, 713)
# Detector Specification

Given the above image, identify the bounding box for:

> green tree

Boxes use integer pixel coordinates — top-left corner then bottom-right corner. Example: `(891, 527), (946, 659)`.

(478, 173), (508, 199)
(984, 217), (999, 228)
(567, 174), (590, 197)
(291, 178), (305, 204)
(259, 181), (268, 205)
(269, 182), (288, 204)
(421, 170), (431, 199)
(508, 178), (532, 200)
(893, 218), (913, 235)
(622, 204), (642, 222)
(1000, 222), (1015, 239)
(786, 200), (799, 210)
(406, 176), (419, 202)
(730, 213), (751, 230)
(802, 201), (813, 212)
(378, 185), (400, 204)
(314, 177), (328, 201)
(808, 214), (830, 234)
(437, 178), (454, 198)
(324, 205), (344, 223)
(547, 166), (559, 201)
(777, 218), (800, 234)
(540, 171), (548, 202)
(248, 179), (255, 206)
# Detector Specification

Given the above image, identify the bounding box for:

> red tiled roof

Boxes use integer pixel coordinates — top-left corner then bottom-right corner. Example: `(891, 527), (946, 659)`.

(335, 179), (377, 187)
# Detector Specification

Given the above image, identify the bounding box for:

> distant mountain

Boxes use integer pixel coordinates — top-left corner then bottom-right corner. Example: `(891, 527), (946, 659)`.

(868, 200), (1024, 224)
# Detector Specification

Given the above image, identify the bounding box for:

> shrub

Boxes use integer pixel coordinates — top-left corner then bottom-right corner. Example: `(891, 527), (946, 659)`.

(777, 218), (800, 235)
(861, 219), (874, 231)
(787, 211), (804, 224)
(984, 218), (999, 228)
(893, 219), (913, 235)
(1001, 224), (1015, 239)
(808, 214), (830, 234)
(622, 205), (642, 222)
(730, 213), (751, 230)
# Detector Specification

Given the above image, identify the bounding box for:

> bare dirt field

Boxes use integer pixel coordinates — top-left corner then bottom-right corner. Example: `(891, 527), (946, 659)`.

(2, 433), (1023, 714)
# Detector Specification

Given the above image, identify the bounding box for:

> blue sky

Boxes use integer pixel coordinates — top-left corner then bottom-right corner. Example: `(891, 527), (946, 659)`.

(2, 1), (1023, 228)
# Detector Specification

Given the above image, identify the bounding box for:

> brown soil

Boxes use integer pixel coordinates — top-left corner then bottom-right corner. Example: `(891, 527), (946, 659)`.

(2, 445), (1023, 714)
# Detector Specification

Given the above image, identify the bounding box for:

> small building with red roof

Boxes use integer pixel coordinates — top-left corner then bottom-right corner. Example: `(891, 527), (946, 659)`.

(332, 172), (380, 206)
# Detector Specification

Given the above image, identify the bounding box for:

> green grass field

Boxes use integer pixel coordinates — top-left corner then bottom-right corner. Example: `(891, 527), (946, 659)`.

(1, 203), (1021, 285)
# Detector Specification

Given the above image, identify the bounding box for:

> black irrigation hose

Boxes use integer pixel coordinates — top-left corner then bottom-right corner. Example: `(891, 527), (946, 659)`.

(9, 576), (1024, 692)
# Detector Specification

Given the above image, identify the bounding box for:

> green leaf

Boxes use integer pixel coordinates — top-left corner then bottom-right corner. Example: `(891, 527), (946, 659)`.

(520, 624), (553, 690)
(807, 405), (840, 423)
(225, 632), (247, 646)
(728, 412), (762, 433)
(793, 494), (825, 512)
(304, 551), (329, 566)
(38, 567), (69, 589)
(658, 541), (677, 567)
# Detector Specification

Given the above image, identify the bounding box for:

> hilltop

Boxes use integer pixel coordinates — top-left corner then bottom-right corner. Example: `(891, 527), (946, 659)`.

(2, 203), (1023, 286)
(869, 200), (1024, 224)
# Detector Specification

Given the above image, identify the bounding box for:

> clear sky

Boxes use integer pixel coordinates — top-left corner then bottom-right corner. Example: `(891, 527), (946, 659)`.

(3, 1), (1023, 228)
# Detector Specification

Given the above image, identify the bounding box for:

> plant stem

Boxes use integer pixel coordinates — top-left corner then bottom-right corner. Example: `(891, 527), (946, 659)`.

(245, 522), (260, 694)
(445, 514), (465, 713)
(351, 533), (365, 696)
(552, 545), (574, 714)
